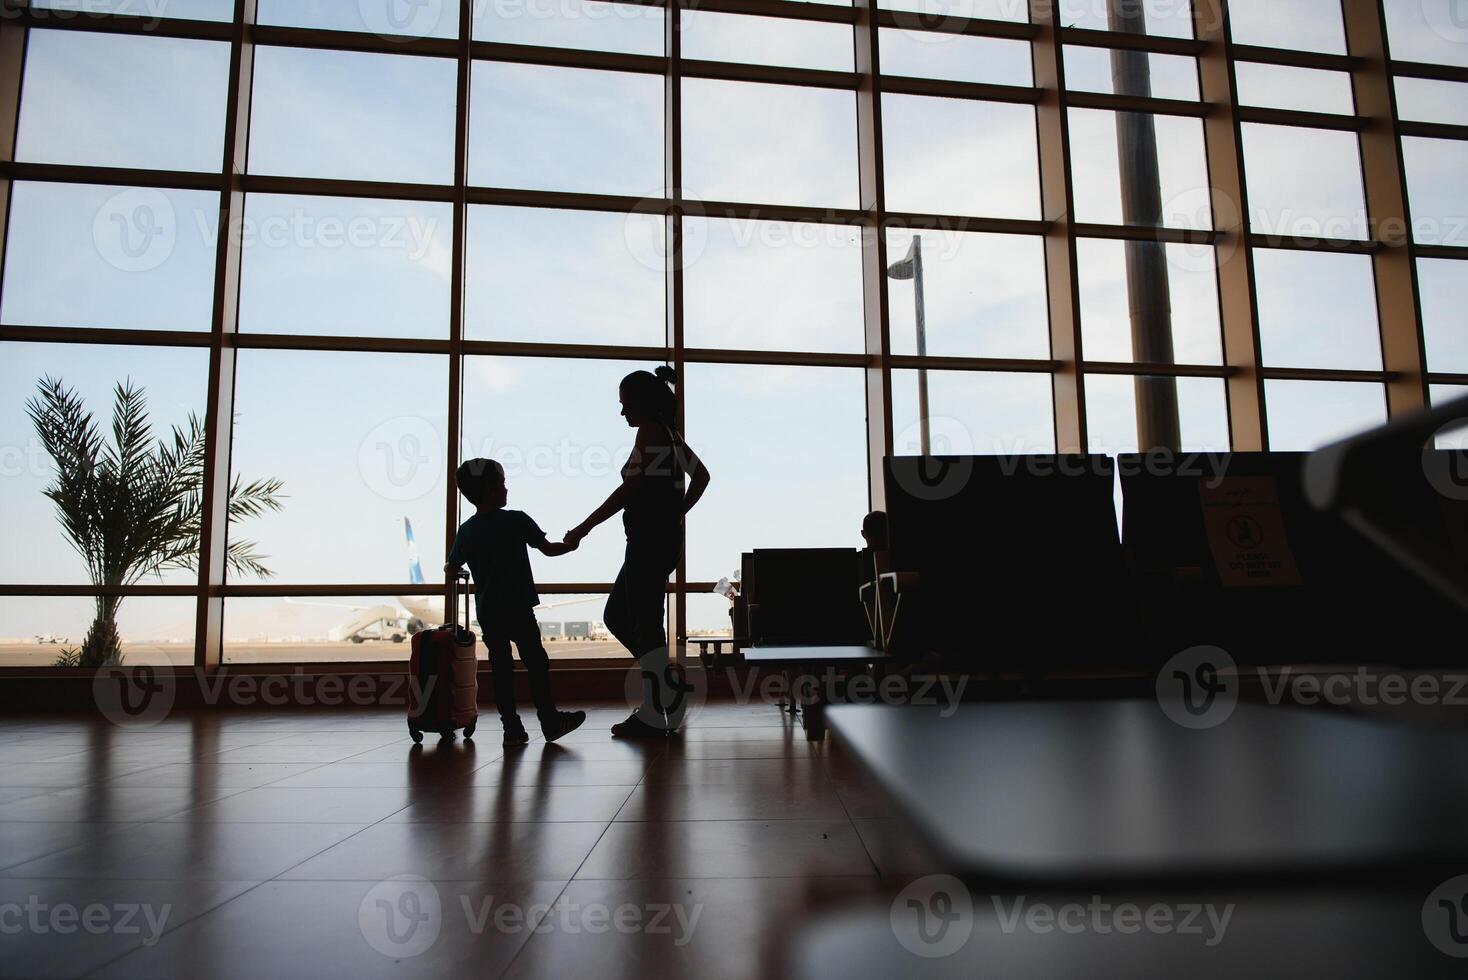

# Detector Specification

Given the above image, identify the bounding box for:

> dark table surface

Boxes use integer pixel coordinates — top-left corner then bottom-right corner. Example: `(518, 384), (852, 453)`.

(826, 700), (1468, 887)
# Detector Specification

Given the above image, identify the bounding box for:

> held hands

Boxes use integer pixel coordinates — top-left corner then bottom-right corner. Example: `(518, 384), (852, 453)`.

(564, 526), (589, 549)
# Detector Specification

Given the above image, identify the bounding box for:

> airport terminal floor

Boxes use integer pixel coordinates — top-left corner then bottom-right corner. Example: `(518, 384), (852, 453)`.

(0, 700), (898, 979)
(4, 695), (1467, 980)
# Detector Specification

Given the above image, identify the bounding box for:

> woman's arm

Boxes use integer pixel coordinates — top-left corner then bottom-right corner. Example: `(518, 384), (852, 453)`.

(567, 426), (651, 544)
(681, 441), (710, 516)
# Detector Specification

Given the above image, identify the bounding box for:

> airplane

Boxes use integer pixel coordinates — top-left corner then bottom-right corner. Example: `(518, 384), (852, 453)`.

(33, 634), (70, 645)
(291, 518), (597, 644)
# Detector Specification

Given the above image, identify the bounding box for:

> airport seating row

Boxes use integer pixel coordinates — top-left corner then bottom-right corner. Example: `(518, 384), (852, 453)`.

(733, 450), (1467, 675)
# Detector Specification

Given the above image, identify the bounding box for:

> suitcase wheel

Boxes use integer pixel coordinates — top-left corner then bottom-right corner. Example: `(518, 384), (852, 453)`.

(408, 722), (423, 744)
(438, 728), (455, 741)
(463, 719), (476, 739)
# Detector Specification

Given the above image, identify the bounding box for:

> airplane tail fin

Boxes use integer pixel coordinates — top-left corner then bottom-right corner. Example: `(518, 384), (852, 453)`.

(405, 517), (425, 585)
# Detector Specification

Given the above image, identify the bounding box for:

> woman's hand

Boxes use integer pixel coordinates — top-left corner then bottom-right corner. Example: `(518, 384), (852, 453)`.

(565, 525), (589, 548)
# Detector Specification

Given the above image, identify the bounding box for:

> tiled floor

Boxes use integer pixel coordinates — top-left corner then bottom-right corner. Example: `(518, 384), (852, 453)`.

(0, 702), (932, 980)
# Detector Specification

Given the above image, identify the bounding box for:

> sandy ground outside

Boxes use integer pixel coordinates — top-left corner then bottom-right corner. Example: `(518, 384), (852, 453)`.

(0, 638), (631, 667)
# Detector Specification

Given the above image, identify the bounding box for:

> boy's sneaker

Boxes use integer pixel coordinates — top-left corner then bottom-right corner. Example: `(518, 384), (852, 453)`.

(503, 722), (530, 748)
(541, 710), (586, 743)
(610, 713), (671, 739)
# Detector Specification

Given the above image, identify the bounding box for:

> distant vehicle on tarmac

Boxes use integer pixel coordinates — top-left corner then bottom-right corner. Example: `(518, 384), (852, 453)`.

(539, 621), (564, 641)
(565, 621), (591, 640)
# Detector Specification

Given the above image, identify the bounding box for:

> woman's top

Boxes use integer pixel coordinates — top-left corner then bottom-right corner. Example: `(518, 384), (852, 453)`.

(622, 422), (687, 544)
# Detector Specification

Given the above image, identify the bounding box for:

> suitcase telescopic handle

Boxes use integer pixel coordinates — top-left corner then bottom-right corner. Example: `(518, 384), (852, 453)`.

(445, 569), (471, 633)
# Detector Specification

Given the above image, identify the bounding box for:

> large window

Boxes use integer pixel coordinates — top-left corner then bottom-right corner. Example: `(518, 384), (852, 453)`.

(3, 0), (1465, 669)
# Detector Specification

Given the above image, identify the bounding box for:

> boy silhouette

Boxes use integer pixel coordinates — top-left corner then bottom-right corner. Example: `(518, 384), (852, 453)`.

(447, 458), (585, 747)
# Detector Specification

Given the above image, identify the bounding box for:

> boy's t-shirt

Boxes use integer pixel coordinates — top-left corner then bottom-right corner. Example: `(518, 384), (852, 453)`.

(448, 509), (543, 617)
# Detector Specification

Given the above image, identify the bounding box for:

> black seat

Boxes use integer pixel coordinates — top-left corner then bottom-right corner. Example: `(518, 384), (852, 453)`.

(882, 454), (1138, 672)
(745, 548), (870, 648)
(1120, 451), (1458, 667)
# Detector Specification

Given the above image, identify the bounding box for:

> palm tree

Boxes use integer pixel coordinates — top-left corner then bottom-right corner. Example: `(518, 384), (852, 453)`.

(27, 376), (285, 667)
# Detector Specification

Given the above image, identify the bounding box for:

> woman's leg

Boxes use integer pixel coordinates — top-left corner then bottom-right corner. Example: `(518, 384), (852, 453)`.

(625, 541), (680, 728)
(603, 563), (636, 653)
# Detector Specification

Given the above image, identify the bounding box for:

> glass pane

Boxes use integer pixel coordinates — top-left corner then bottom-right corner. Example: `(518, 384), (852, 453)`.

(885, 229), (1050, 359)
(259, 0), (458, 38)
(0, 597), (196, 668)
(1063, 48), (1199, 101)
(1068, 110), (1211, 230)
(249, 46), (457, 184)
(471, 62), (663, 196)
(238, 194), (453, 340)
(460, 356), (645, 585)
(1227, 0), (1347, 54)
(1084, 375), (1231, 453)
(1, 182), (219, 332)
(1265, 380), (1386, 450)
(1242, 124), (1367, 240)
(684, 364), (868, 580)
(1254, 249), (1381, 370)
(17, 30), (229, 172)
(683, 79), (858, 209)
(1419, 257), (1468, 374)
(684, 218), (864, 353)
(1384, 0), (1468, 68)
(1234, 63), (1355, 115)
(688, 591), (740, 637)
(1076, 239), (1222, 365)
(880, 29), (1033, 86)
(882, 95), (1040, 219)
(892, 370), (1055, 456)
(681, 11), (854, 71)
(224, 593), (617, 663)
(1431, 384), (1468, 449)
(1395, 77), (1468, 126)
(1402, 137), (1468, 247)
(465, 206), (665, 346)
(1, 343), (208, 586)
(878, 0), (1028, 21)
(1058, 0), (1194, 39)
(229, 350), (449, 584)
(32, 0), (232, 17)
(474, 0), (662, 52)
(225, 594), (431, 664)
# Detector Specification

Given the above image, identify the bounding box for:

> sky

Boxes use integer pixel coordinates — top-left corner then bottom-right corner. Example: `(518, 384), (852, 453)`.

(3, 1), (1466, 646)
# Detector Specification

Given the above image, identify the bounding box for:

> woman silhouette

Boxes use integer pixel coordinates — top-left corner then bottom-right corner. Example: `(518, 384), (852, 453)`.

(566, 366), (710, 736)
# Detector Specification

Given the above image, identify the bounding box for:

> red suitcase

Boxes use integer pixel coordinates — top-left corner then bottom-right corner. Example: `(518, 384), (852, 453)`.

(407, 571), (479, 743)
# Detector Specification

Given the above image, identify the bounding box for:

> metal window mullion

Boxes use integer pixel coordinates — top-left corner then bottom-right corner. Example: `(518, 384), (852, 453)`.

(0, 2), (29, 315)
(667, 0), (687, 652)
(1194, 0), (1266, 451)
(855, 0), (892, 509)
(444, 0), (473, 616)
(193, 0), (256, 672)
(1345, 0), (1427, 418)
(1030, 0), (1084, 452)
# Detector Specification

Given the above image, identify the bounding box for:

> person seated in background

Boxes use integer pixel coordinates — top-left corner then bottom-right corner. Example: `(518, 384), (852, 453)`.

(447, 458), (586, 748)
